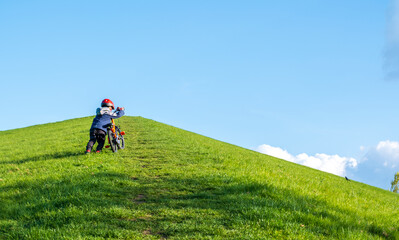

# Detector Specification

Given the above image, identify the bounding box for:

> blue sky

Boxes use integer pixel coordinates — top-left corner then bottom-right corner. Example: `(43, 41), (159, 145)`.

(1, 0), (399, 190)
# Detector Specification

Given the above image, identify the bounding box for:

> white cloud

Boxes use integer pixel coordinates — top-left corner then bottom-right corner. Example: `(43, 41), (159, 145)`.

(256, 144), (296, 162)
(353, 140), (399, 189)
(256, 144), (357, 177)
(255, 140), (399, 189)
(366, 140), (399, 168)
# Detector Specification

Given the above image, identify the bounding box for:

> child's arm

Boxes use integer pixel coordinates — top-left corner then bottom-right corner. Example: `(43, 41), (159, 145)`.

(110, 108), (125, 119)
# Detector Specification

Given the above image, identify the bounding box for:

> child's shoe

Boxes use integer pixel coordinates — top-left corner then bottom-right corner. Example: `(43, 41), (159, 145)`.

(85, 150), (91, 154)
(96, 150), (101, 153)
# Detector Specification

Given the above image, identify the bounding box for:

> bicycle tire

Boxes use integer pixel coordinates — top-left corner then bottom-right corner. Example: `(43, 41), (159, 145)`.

(107, 128), (118, 152)
(116, 126), (125, 149)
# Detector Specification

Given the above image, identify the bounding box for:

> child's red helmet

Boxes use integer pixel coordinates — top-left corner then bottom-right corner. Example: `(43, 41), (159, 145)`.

(101, 99), (115, 109)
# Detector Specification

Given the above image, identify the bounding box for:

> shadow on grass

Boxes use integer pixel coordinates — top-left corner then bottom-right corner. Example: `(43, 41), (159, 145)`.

(138, 176), (398, 239)
(0, 172), (146, 239)
(0, 170), (397, 239)
(0, 151), (84, 165)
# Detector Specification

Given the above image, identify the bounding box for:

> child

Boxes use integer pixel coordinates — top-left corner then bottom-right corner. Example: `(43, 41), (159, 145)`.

(85, 99), (125, 153)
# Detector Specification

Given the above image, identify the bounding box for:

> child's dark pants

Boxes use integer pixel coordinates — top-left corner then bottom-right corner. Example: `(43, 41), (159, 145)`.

(86, 128), (106, 152)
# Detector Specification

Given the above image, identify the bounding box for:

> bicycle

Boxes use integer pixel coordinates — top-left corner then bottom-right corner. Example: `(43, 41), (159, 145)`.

(106, 117), (125, 152)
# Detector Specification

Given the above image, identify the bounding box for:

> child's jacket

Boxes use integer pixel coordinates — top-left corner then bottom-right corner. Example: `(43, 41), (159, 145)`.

(90, 107), (125, 132)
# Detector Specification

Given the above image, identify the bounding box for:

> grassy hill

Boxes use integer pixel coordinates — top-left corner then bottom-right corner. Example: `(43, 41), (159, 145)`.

(0, 116), (398, 239)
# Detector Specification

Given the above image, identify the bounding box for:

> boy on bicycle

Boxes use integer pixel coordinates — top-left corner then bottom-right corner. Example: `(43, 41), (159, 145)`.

(85, 99), (125, 153)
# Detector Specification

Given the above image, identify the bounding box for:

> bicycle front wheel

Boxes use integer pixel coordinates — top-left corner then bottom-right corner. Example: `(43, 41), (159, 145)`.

(107, 128), (118, 152)
(116, 126), (125, 149)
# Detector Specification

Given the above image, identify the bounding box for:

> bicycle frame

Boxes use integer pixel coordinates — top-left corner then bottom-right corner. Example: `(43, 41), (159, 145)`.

(111, 119), (116, 135)
(106, 117), (125, 151)
(110, 118), (125, 136)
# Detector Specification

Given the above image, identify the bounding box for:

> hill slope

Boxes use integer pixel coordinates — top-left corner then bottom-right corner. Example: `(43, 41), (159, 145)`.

(0, 116), (398, 239)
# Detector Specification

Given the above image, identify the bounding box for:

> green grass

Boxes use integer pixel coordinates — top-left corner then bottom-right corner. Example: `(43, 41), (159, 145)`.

(0, 116), (398, 239)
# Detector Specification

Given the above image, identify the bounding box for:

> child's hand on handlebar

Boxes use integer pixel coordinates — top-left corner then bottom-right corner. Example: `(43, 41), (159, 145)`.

(117, 107), (125, 111)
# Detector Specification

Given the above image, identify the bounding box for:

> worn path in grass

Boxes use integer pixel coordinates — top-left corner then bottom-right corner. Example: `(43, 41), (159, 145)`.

(0, 116), (399, 239)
